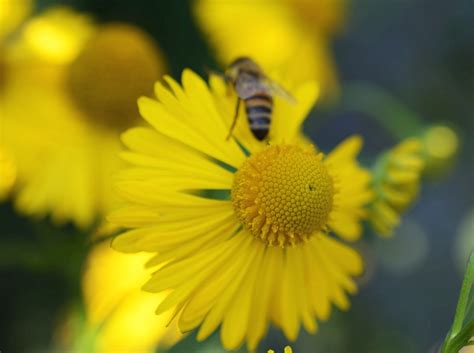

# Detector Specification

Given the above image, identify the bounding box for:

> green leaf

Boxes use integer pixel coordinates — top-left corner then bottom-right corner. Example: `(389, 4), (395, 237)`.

(441, 252), (474, 353)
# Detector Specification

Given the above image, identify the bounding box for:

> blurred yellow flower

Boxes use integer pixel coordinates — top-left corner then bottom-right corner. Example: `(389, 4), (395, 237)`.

(284, 0), (346, 34)
(193, 0), (342, 98)
(421, 125), (459, 177)
(0, 7), (166, 227)
(79, 242), (183, 352)
(109, 69), (372, 350)
(0, 148), (17, 200)
(268, 346), (293, 353)
(21, 7), (94, 64)
(369, 138), (425, 236)
(0, 0), (33, 199)
(0, 0), (33, 40)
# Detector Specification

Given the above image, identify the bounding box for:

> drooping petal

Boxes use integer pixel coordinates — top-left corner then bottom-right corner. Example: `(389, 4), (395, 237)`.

(325, 135), (373, 241)
(246, 246), (280, 351)
(138, 93), (245, 169)
(114, 180), (229, 208)
(111, 202), (236, 253)
(220, 240), (266, 350)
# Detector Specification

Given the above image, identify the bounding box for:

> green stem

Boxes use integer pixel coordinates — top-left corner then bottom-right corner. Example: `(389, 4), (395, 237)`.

(453, 254), (474, 336)
(341, 82), (425, 140)
(442, 252), (474, 353)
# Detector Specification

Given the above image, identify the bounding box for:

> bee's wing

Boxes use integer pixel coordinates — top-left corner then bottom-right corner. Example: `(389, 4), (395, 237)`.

(260, 77), (297, 104)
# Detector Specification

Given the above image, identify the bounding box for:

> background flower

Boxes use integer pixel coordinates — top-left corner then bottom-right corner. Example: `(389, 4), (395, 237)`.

(55, 242), (183, 353)
(369, 138), (425, 236)
(0, 0), (33, 200)
(0, 7), (166, 227)
(0, 0), (33, 41)
(193, 0), (342, 98)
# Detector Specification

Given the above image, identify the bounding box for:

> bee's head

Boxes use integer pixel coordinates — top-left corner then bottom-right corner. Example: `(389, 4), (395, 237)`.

(226, 56), (262, 80)
(224, 65), (239, 83)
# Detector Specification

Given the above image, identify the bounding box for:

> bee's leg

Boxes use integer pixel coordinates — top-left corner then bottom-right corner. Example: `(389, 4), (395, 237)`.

(226, 97), (241, 140)
(224, 77), (234, 96)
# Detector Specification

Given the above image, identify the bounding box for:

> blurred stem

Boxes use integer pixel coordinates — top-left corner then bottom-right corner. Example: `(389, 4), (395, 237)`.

(62, 303), (98, 353)
(341, 82), (425, 139)
(441, 252), (474, 353)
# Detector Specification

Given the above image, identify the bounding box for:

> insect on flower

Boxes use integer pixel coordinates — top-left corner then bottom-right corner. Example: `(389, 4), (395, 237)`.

(223, 56), (296, 141)
(110, 68), (372, 351)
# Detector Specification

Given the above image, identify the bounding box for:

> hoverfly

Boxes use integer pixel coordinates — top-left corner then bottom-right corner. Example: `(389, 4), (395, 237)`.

(223, 57), (296, 141)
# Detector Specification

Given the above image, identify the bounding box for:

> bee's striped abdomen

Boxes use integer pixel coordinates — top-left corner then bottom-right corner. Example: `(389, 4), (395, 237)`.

(244, 94), (273, 141)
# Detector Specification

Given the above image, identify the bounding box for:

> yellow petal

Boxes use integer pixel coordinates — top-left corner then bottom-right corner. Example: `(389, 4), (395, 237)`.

(277, 249), (300, 341)
(197, 235), (258, 341)
(121, 127), (235, 185)
(289, 246), (317, 333)
(116, 164), (232, 190)
(145, 236), (240, 296)
(392, 138), (422, 154)
(325, 135), (363, 164)
(108, 205), (160, 228)
(371, 202), (400, 231)
(386, 169), (420, 184)
(319, 234), (363, 276)
(271, 81), (319, 144)
(221, 240), (265, 350)
(328, 211), (362, 241)
(247, 246), (279, 351)
(114, 180), (229, 208)
(310, 238), (351, 311)
(112, 204), (236, 253)
(178, 236), (249, 332)
(144, 219), (239, 265)
(138, 95), (245, 168)
(303, 242), (331, 320)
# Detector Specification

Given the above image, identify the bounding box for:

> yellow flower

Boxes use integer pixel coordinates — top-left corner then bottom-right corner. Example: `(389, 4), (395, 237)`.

(268, 346), (293, 353)
(284, 0), (346, 34)
(79, 243), (183, 352)
(0, 7), (166, 227)
(0, 0), (33, 40)
(421, 125), (459, 178)
(369, 138), (425, 236)
(109, 69), (372, 350)
(0, 148), (17, 200)
(193, 0), (341, 98)
(0, 0), (33, 200)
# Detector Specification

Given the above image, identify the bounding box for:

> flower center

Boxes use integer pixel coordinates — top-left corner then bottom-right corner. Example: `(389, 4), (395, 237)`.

(231, 145), (335, 247)
(66, 24), (165, 131)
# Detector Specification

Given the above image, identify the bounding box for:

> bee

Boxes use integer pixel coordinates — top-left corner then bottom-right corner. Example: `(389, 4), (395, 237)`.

(223, 57), (296, 141)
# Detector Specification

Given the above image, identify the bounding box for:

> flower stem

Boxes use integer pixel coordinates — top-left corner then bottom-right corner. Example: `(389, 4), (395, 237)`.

(341, 82), (424, 139)
(441, 252), (474, 353)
